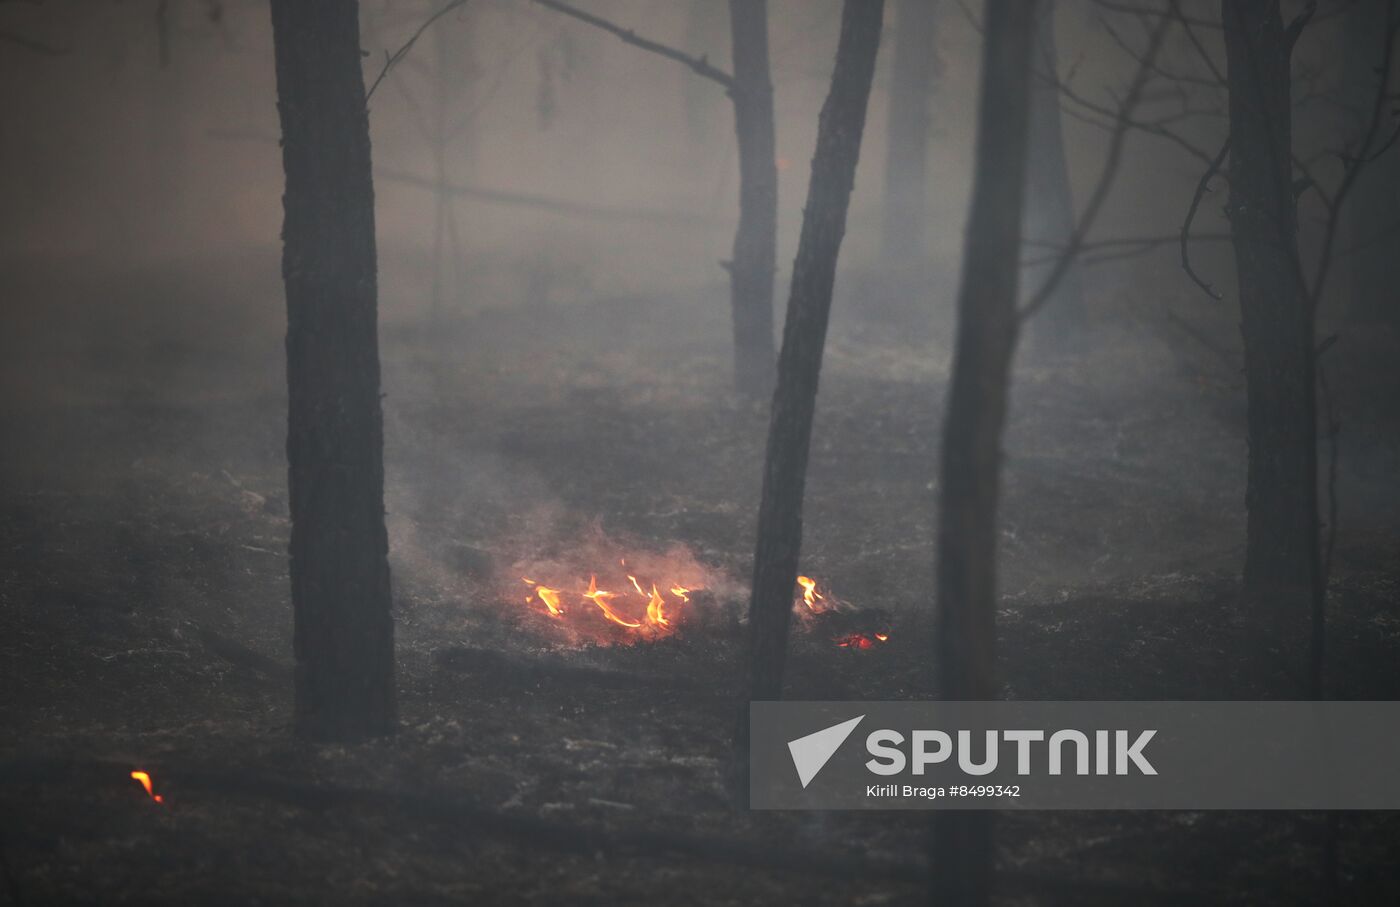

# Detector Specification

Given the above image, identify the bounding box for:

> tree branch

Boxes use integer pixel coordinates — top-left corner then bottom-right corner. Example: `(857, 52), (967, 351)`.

(1180, 135), (1230, 300)
(1020, 12), (1174, 320)
(531, 0), (734, 90)
(1304, 0), (1400, 310)
(365, 0), (469, 104)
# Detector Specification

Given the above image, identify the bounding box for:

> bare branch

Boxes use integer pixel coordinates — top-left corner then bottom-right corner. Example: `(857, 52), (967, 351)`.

(1304, 0), (1400, 310)
(1101, 13), (1223, 87)
(377, 167), (722, 227)
(1094, 0), (1220, 29)
(1050, 67), (1219, 166)
(531, 0), (734, 90)
(1180, 136), (1230, 300)
(365, 0), (469, 104)
(1168, 0), (1225, 84)
(1020, 12), (1174, 320)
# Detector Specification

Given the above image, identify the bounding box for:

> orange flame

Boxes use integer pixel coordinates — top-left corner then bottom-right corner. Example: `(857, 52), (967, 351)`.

(522, 578), (565, 616)
(796, 575), (825, 612)
(645, 583), (669, 627)
(516, 567), (705, 636)
(584, 574), (642, 628)
(131, 770), (163, 803)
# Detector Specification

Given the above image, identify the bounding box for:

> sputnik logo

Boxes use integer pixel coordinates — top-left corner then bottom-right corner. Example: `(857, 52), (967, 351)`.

(787, 715), (864, 788)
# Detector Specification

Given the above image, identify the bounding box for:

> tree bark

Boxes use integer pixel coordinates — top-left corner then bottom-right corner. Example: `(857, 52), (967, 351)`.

(930, 1), (1037, 903)
(728, 0), (779, 397)
(880, 0), (939, 265)
(1222, 0), (1319, 673)
(742, 0), (883, 709)
(1021, 0), (1086, 352)
(270, 0), (398, 742)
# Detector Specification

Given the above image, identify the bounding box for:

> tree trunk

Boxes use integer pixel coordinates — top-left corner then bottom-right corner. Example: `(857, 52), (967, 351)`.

(1222, 0), (1319, 675)
(727, 0), (780, 397)
(930, 1), (1037, 903)
(880, 0), (939, 265)
(1021, 0), (1086, 353)
(1340, 0), (1400, 327)
(741, 0), (883, 715)
(270, 0), (398, 742)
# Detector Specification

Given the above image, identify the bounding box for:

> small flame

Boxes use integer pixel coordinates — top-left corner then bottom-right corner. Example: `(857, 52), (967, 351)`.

(522, 578), (565, 616)
(584, 575), (642, 628)
(796, 575), (825, 612)
(131, 770), (163, 803)
(645, 583), (669, 627)
(513, 562), (707, 638)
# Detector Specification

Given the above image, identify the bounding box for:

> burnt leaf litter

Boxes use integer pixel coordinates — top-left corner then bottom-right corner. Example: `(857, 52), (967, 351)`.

(3, 264), (1399, 904)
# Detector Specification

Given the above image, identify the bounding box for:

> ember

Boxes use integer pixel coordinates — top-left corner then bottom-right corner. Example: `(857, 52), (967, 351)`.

(835, 632), (890, 650)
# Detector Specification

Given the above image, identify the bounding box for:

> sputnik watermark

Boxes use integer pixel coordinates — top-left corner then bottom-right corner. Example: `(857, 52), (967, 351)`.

(863, 728), (1157, 777)
(750, 701), (1400, 810)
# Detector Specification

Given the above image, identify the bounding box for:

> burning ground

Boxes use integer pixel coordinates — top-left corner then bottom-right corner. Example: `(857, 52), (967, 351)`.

(2, 254), (1400, 903)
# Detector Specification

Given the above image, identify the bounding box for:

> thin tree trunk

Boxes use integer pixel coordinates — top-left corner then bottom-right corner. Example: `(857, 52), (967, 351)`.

(880, 0), (939, 265)
(739, 0), (883, 736)
(1222, 0), (1319, 675)
(728, 0), (779, 397)
(930, 1), (1037, 903)
(1021, 0), (1086, 352)
(270, 0), (398, 742)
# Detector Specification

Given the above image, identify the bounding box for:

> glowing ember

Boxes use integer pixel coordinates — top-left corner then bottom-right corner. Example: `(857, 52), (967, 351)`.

(835, 632), (890, 650)
(793, 576), (892, 649)
(130, 770), (163, 803)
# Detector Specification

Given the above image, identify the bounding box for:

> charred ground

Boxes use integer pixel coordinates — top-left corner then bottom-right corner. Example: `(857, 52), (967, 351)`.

(2, 253), (1399, 904)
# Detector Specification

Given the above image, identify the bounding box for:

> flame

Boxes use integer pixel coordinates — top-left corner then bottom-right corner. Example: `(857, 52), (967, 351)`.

(515, 565), (706, 637)
(522, 578), (565, 616)
(796, 575), (826, 612)
(645, 583), (669, 627)
(131, 770), (163, 803)
(583, 574), (642, 628)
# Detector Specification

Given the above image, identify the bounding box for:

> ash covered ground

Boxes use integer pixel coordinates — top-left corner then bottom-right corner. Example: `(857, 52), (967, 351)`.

(2, 251), (1399, 904)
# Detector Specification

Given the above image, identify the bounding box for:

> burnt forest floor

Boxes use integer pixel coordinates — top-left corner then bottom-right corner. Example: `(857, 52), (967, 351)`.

(2, 252), (1400, 905)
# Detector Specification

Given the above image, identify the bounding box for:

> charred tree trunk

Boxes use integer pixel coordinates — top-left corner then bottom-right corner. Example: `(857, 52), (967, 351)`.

(740, 0), (883, 727)
(270, 0), (398, 742)
(728, 0), (779, 397)
(1222, 0), (1319, 676)
(1021, 0), (1085, 353)
(880, 0), (939, 265)
(930, 1), (1037, 903)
